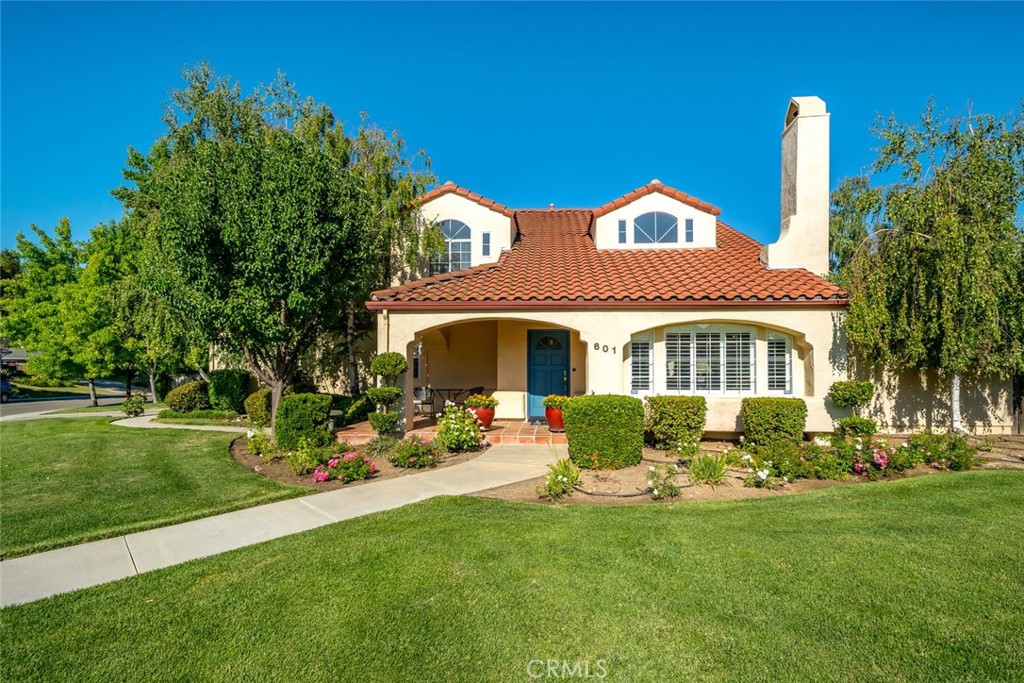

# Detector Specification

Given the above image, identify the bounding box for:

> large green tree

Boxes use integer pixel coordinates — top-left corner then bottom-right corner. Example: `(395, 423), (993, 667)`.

(835, 101), (1024, 431)
(116, 65), (437, 424)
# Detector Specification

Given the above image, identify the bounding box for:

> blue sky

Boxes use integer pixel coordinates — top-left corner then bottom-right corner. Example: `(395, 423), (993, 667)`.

(2, 2), (1022, 246)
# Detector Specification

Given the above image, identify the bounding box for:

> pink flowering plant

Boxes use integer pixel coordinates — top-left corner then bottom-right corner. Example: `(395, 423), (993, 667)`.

(312, 451), (378, 483)
(390, 434), (442, 469)
(848, 438), (898, 480)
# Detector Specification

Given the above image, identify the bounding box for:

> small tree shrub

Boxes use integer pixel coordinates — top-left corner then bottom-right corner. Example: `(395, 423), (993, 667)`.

(647, 463), (681, 499)
(436, 404), (483, 452)
(369, 352), (408, 383)
(645, 395), (707, 453)
(244, 387), (273, 427)
(563, 395), (643, 470)
(828, 380), (875, 413)
(285, 436), (333, 475)
(313, 452), (378, 483)
(246, 429), (274, 458)
(363, 435), (399, 459)
(208, 369), (248, 412)
(121, 392), (147, 417)
(368, 411), (400, 435)
(390, 435), (442, 469)
(275, 393), (333, 450)
(835, 416), (878, 440)
(541, 458), (582, 500)
(740, 397), (807, 448)
(687, 453), (727, 486)
(164, 380), (211, 413)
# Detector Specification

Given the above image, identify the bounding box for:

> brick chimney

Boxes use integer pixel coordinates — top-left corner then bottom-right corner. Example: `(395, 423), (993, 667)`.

(761, 96), (830, 275)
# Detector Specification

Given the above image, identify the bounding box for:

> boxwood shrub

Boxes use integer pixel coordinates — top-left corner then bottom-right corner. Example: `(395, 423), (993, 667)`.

(275, 393), (334, 450)
(244, 387), (272, 427)
(740, 397), (807, 448)
(828, 380), (875, 411)
(835, 416), (878, 440)
(332, 394), (373, 426)
(164, 380), (210, 413)
(208, 369), (248, 413)
(563, 395), (644, 469)
(645, 396), (707, 453)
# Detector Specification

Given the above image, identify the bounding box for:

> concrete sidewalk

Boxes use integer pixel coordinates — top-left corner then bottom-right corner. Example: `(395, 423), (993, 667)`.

(112, 414), (250, 433)
(0, 444), (559, 607)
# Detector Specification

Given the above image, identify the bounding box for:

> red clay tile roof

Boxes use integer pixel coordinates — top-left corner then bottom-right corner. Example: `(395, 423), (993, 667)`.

(593, 181), (722, 217)
(369, 208), (846, 310)
(418, 182), (515, 217)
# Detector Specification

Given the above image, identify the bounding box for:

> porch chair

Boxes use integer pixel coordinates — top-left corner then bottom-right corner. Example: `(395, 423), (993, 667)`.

(413, 386), (435, 416)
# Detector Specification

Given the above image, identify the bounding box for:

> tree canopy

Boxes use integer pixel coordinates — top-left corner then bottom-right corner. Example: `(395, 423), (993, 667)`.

(832, 100), (1024, 429)
(116, 64), (438, 422)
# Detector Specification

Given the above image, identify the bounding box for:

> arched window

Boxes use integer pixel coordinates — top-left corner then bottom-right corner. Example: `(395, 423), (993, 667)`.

(430, 219), (472, 274)
(633, 212), (678, 244)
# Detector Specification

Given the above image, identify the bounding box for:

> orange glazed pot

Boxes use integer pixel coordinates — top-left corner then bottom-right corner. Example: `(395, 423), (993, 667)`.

(545, 407), (565, 432)
(470, 406), (495, 430)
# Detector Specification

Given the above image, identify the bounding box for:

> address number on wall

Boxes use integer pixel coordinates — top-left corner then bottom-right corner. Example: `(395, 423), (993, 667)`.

(593, 342), (617, 354)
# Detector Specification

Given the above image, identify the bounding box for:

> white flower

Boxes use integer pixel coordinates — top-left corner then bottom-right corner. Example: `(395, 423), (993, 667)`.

(648, 480), (654, 487)
(747, 468), (754, 473)
(246, 429), (255, 438)
(649, 465), (656, 472)
(652, 488), (659, 496)
(757, 469), (769, 480)
(739, 436), (745, 443)
(783, 476), (789, 482)
(855, 444), (862, 451)
(723, 447), (731, 454)
(901, 443), (908, 448)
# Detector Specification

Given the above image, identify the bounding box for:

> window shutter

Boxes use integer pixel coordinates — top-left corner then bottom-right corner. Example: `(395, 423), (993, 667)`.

(630, 339), (652, 393)
(694, 332), (721, 391)
(665, 332), (691, 391)
(768, 335), (792, 393)
(724, 332), (753, 391)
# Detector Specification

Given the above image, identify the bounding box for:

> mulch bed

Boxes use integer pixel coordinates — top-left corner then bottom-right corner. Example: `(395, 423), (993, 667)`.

(230, 437), (485, 491)
(474, 446), (942, 507)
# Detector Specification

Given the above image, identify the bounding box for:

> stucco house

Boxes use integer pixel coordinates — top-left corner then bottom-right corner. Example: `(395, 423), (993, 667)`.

(366, 96), (1019, 436)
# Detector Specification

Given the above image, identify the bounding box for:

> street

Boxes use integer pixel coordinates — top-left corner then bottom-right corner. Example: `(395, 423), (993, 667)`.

(0, 396), (124, 419)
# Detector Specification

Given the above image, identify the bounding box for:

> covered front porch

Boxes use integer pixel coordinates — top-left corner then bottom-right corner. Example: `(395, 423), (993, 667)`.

(400, 318), (589, 423)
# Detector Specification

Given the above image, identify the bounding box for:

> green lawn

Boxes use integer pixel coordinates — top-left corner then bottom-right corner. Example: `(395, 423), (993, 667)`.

(0, 418), (304, 557)
(12, 382), (121, 400)
(51, 402), (164, 414)
(3, 470), (1022, 682)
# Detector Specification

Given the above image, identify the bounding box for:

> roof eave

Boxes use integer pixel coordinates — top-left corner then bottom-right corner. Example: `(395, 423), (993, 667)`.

(366, 298), (849, 312)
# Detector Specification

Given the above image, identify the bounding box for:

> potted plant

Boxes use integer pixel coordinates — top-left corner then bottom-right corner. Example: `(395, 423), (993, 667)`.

(543, 395), (571, 432)
(464, 393), (499, 430)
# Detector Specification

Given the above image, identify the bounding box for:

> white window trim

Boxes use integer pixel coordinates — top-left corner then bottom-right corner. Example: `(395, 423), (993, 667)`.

(662, 324), (756, 397)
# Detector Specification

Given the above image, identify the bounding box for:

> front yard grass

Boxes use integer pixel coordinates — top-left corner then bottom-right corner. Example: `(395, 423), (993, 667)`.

(11, 382), (121, 400)
(3, 470), (1022, 681)
(51, 402), (164, 414)
(0, 418), (303, 558)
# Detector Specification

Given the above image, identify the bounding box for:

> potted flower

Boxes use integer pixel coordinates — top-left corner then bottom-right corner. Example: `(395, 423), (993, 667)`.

(464, 393), (499, 430)
(543, 395), (571, 432)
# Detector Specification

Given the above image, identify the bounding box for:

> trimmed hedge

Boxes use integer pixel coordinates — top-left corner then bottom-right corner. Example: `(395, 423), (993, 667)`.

(365, 386), (404, 411)
(835, 416), (878, 440)
(208, 369), (248, 413)
(275, 393), (333, 450)
(740, 397), (807, 448)
(645, 396), (707, 452)
(332, 394), (373, 427)
(244, 388), (272, 427)
(164, 381), (210, 413)
(563, 395), (644, 470)
(828, 380), (875, 410)
(368, 411), (400, 435)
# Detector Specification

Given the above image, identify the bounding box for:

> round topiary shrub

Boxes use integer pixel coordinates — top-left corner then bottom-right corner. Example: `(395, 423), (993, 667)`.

(828, 381), (875, 412)
(369, 352), (408, 383)
(244, 387), (272, 427)
(164, 380), (211, 413)
(563, 395), (644, 469)
(275, 393), (334, 450)
(740, 397), (807, 448)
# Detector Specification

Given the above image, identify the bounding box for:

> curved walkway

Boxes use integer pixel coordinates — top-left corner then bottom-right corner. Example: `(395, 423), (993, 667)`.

(0, 444), (559, 607)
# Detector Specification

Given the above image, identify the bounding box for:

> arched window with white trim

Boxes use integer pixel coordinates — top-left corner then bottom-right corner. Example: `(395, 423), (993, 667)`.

(633, 212), (678, 244)
(430, 219), (472, 274)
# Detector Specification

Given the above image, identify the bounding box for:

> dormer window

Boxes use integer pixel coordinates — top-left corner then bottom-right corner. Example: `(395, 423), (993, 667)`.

(633, 212), (678, 244)
(430, 219), (472, 274)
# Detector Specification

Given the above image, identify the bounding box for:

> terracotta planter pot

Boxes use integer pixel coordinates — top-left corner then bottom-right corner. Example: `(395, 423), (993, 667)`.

(470, 406), (495, 430)
(545, 407), (565, 432)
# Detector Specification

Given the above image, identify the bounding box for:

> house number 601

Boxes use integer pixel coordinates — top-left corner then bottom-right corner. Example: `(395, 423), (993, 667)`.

(593, 342), (616, 354)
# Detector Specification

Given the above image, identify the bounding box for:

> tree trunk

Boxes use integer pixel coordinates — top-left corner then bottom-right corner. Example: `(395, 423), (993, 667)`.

(951, 372), (963, 433)
(196, 365), (211, 383)
(270, 379), (286, 431)
(347, 309), (359, 395)
(87, 377), (98, 407)
(148, 371), (160, 403)
(125, 369), (134, 398)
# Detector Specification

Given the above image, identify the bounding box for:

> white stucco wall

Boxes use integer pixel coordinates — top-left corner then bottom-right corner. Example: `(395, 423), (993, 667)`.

(593, 193), (718, 250)
(378, 306), (847, 434)
(419, 193), (513, 267)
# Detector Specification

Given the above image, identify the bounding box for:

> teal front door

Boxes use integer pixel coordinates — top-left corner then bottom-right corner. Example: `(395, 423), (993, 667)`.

(528, 330), (569, 420)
